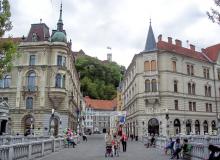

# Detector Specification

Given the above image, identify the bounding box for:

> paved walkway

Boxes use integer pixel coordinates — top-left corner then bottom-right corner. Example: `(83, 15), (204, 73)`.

(39, 134), (169, 160)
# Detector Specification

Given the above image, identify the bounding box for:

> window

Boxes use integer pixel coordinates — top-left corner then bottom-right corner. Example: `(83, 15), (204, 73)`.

(57, 55), (62, 66)
(29, 55), (36, 65)
(172, 61), (176, 72)
(26, 97), (33, 109)
(193, 102), (196, 111)
(0, 79), (3, 88)
(206, 103), (209, 112)
(208, 86), (211, 97)
(27, 72), (36, 91)
(209, 104), (212, 112)
(218, 70), (220, 80)
(145, 79), (150, 92)
(151, 79), (157, 92)
(189, 102), (192, 111)
(188, 83), (191, 94)
(187, 64), (194, 76)
(151, 60), (156, 71)
(174, 80), (178, 92)
(205, 86), (208, 96)
(55, 74), (62, 88)
(203, 68), (210, 79)
(4, 75), (11, 88)
(174, 100), (178, 110)
(192, 83), (195, 95)
(144, 61), (150, 71)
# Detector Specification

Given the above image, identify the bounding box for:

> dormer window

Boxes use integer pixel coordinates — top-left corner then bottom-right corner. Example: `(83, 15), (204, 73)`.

(32, 33), (38, 42)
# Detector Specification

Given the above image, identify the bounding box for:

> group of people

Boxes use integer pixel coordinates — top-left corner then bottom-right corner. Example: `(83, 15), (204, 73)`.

(64, 128), (77, 148)
(104, 131), (128, 157)
(164, 138), (191, 159)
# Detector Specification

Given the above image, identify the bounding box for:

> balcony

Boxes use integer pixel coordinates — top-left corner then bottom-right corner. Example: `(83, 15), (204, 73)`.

(22, 86), (38, 98)
(48, 87), (67, 109)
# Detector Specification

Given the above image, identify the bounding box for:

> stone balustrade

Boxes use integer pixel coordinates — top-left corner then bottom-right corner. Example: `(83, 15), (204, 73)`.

(142, 135), (220, 160)
(0, 136), (50, 145)
(0, 136), (80, 160)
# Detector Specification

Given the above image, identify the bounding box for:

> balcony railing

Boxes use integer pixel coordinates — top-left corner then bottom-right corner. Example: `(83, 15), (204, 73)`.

(23, 86), (38, 92)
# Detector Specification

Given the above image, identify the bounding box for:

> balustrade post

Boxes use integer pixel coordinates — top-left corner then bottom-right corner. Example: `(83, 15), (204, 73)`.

(52, 139), (55, 152)
(59, 138), (61, 149)
(41, 141), (45, 156)
(8, 146), (14, 160)
(204, 135), (210, 160)
(28, 143), (32, 159)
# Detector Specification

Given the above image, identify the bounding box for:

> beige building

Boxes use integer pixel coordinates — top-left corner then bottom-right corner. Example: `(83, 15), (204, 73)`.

(122, 23), (220, 138)
(0, 4), (83, 136)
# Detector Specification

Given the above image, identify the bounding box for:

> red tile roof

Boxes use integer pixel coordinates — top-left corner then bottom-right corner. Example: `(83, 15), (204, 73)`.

(204, 44), (220, 62)
(84, 96), (116, 111)
(157, 41), (208, 62)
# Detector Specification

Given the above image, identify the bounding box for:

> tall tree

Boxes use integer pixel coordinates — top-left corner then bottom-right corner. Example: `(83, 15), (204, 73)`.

(0, 0), (17, 78)
(207, 0), (220, 24)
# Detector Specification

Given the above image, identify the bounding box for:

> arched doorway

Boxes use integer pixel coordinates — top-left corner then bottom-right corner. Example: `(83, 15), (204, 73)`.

(0, 120), (7, 135)
(23, 115), (34, 136)
(186, 120), (191, 135)
(174, 119), (181, 135)
(203, 120), (208, 135)
(148, 118), (159, 135)
(195, 120), (200, 135)
(211, 120), (216, 134)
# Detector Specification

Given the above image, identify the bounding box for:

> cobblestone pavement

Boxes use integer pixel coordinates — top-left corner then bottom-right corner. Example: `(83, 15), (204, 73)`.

(39, 134), (169, 160)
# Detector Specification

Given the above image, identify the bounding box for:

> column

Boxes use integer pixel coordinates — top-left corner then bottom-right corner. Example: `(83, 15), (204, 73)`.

(191, 120), (195, 134)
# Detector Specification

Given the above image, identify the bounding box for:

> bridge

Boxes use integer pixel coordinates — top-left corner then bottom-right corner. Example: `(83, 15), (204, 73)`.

(39, 134), (168, 160)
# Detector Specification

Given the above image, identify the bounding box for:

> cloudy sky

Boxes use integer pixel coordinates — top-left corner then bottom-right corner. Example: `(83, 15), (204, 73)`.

(7, 0), (220, 67)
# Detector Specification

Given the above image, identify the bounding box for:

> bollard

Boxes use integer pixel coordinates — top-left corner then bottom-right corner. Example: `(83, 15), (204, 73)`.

(41, 141), (45, 156)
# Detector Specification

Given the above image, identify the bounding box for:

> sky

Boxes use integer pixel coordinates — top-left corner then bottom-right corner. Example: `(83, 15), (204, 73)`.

(7, 0), (220, 68)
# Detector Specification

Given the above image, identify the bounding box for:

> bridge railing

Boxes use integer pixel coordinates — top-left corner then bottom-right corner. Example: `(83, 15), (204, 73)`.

(142, 135), (220, 160)
(0, 136), (79, 160)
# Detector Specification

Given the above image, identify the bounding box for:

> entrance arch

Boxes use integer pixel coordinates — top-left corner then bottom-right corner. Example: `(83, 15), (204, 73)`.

(186, 120), (191, 135)
(50, 117), (59, 136)
(23, 115), (34, 136)
(174, 119), (181, 135)
(148, 118), (159, 135)
(195, 120), (200, 135)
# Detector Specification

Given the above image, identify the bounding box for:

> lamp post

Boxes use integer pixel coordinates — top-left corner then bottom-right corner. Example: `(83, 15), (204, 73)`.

(165, 108), (169, 137)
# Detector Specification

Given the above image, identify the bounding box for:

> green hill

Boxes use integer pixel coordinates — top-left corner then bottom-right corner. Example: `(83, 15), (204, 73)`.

(75, 55), (125, 100)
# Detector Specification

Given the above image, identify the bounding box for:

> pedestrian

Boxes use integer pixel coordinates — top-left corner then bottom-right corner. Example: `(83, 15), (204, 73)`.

(150, 134), (155, 147)
(170, 138), (181, 159)
(82, 132), (87, 142)
(208, 144), (220, 160)
(121, 133), (128, 152)
(164, 138), (174, 155)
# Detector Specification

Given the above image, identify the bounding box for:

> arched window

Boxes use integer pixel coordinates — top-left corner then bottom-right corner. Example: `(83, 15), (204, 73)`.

(151, 60), (156, 71)
(188, 83), (191, 94)
(55, 74), (62, 88)
(145, 79), (150, 92)
(26, 97), (33, 109)
(151, 79), (157, 92)
(186, 120), (192, 135)
(174, 119), (181, 135)
(211, 121), (216, 133)
(195, 120), (200, 135)
(4, 75), (11, 88)
(192, 83), (195, 95)
(208, 86), (211, 97)
(27, 71), (36, 91)
(203, 120), (208, 134)
(144, 61), (150, 71)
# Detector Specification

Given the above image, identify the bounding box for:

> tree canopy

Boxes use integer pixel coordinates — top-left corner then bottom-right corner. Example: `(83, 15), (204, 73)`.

(75, 56), (125, 100)
(207, 0), (220, 25)
(0, 0), (17, 78)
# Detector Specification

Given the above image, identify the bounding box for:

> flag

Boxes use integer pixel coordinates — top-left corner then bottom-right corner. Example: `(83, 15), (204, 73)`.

(107, 46), (111, 50)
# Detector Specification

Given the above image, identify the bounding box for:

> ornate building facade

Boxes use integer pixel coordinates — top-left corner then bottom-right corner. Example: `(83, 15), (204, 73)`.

(122, 23), (220, 138)
(0, 4), (83, 136)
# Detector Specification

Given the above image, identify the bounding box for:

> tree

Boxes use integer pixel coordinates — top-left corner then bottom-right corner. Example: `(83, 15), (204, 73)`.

(0, 0), (17, 78)
(207, 0), (220, 24)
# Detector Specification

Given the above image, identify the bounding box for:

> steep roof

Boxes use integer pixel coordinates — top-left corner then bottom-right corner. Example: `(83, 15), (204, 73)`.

(143, 22), (157, 52)
(84, 96), (116, 111)
(204, 44), (220, 62)
(26, 23), (50, 42)
(157, 39), (209, 62)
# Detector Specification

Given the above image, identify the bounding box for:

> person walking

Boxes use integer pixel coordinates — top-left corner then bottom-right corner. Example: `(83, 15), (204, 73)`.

(121, 133), (128, 152)
(170, 138), (181, 159)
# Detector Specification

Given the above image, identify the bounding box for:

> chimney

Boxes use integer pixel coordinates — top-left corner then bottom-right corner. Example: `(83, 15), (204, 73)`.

(158, 34), (162, 41)
(189, 44), (195, 51)
(168, 37), (172, 44)
(175, 39), (182, 47)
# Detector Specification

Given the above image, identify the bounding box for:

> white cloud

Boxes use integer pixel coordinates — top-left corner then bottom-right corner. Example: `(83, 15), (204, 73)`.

(7, 0), (220, 67)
